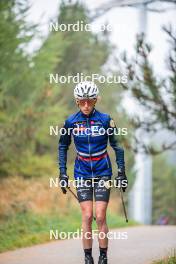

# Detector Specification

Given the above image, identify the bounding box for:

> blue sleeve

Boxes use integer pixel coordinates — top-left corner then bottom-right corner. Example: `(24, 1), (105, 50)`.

(58, 119), (72, 175)
(108, 116), (125, 171)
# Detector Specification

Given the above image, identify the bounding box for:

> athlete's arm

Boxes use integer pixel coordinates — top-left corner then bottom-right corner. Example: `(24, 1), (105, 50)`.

(108, 117), (125, 171)
(108, 116), (128, 192)
(58, 119), (72, 175)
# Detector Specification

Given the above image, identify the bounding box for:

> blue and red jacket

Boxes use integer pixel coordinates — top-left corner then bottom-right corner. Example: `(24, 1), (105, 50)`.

(58, 108), (125, 179)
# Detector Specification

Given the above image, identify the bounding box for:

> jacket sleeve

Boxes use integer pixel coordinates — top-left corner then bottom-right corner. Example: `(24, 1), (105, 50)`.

(58, 119), (72, 175)
(108, 116), (125, 172)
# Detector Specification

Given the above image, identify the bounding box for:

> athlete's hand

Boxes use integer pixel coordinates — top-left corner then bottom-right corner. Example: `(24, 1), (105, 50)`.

(115, 170), (128, 192)
(59, 174), (69, 194)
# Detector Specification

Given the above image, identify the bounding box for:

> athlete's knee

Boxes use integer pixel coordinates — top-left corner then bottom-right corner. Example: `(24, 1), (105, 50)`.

(82, 212), (93, 225)
(95, 214), (106, 227)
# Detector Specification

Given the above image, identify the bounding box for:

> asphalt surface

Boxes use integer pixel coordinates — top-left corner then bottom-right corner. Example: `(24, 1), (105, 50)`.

(0, 226), (176, 264)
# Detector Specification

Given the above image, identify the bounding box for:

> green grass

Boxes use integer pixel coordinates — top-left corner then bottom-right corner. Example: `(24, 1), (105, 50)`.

(0, 209), (137, 253)
(106, 211), (137, 228)
(0, 210), (81, 253)
(152, 250), (176, 264)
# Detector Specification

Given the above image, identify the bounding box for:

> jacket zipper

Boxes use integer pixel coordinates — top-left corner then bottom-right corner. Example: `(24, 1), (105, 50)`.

(86, 118), (94, 177)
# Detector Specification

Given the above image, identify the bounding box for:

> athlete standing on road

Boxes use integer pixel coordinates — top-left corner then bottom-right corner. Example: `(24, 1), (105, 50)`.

(58, 81), (128, 264)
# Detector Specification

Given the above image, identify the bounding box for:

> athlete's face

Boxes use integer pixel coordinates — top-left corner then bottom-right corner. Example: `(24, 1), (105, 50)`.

(76, 98), (97, 115)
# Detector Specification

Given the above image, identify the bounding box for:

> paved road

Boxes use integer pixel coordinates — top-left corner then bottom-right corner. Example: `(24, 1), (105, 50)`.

(0, 226), (175, 264)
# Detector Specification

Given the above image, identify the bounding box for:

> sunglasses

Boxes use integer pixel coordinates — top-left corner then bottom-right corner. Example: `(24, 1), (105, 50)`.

(77, 99), (96, 105)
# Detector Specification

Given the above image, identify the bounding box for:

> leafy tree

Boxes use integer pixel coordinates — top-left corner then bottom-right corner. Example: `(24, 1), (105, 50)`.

(0, 0), (36, 175)
(118, 27), (176, 154)
(0, 0), (65, 176)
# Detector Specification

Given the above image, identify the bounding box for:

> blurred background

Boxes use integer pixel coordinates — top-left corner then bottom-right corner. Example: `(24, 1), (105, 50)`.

(0, 0), (175, 253)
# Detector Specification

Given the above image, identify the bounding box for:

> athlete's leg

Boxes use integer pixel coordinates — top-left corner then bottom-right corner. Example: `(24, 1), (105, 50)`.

(95, 201), (109, 248)
(94, 177), (110, 263)
(80, 200), (94, 249)
(76, 179), (94, 249)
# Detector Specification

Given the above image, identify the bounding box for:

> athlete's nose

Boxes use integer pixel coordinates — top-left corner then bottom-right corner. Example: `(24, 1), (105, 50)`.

(84, 101), (88, 107)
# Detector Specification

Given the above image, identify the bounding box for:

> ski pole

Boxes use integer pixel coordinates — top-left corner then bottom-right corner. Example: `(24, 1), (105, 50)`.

(67, 187), (79, 201)
(67, 187), (96, 221)
(119, 188), (128, 223)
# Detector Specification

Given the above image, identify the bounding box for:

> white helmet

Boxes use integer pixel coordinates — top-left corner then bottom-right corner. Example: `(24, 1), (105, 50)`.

(74, 81), (99, 99)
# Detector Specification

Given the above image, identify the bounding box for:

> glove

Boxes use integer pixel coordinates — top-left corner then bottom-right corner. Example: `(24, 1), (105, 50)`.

(59, 174), (69, 194)
(115, 169), (128, 192)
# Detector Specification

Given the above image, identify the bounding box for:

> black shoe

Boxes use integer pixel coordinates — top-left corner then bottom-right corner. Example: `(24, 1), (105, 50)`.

(98, 255), (108, 264)
(85, 255), (94, 264)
